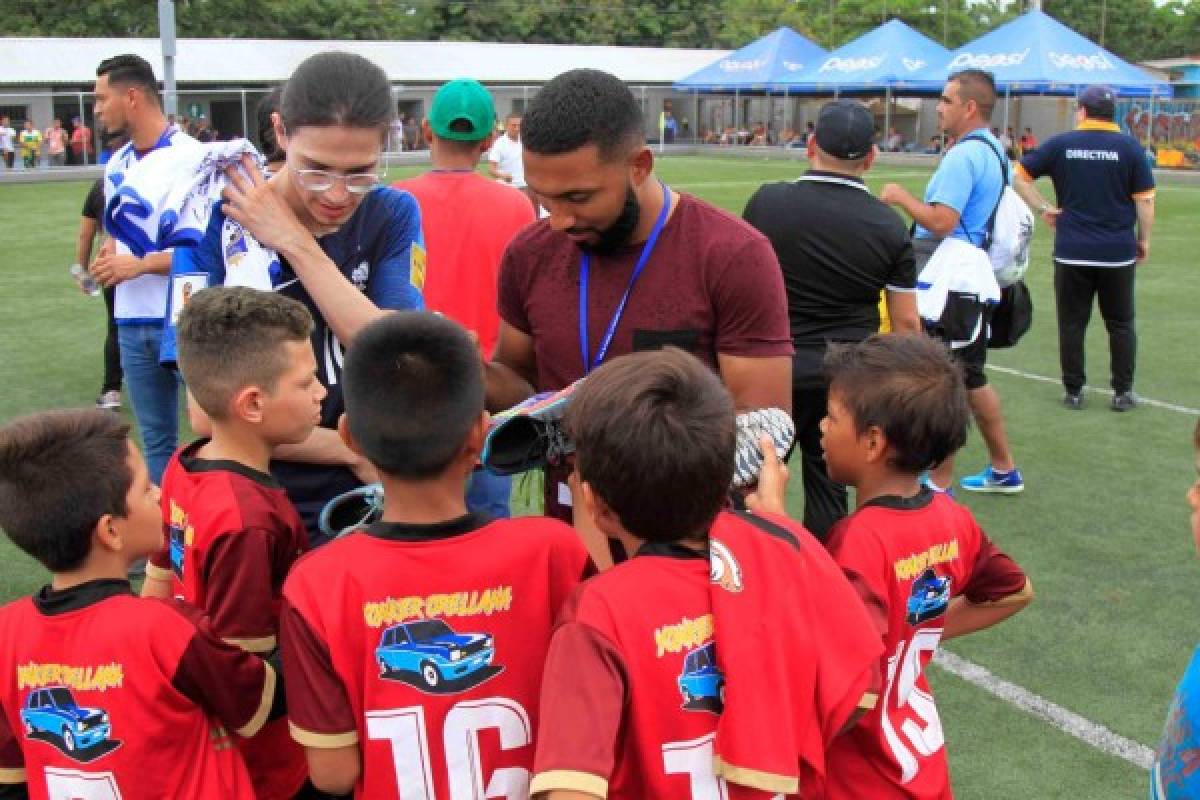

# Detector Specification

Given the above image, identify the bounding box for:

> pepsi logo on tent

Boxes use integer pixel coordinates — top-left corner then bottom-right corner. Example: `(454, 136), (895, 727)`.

(902, 58), (926, 71)
(782, 60), (805, 72)
(819, 55), (885, 73)
(949, 48), (1030, 69)
(720, 58), (768, 72)
(1048, 51), (1115, 71)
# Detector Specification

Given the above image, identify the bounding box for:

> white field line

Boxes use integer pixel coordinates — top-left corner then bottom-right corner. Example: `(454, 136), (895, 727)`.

(933, 650), (1156, 770)
(987, 363), (1200, 416)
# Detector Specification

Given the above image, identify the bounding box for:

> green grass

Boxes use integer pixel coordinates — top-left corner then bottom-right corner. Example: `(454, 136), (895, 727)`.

(2, 155), (1197, 797)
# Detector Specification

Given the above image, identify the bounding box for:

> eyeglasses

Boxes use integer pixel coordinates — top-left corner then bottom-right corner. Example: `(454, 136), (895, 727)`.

(292, 167), (383, 194)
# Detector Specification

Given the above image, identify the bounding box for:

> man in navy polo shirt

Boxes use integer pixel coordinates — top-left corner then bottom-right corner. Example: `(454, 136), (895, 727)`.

(1014, 85), (1156, 412)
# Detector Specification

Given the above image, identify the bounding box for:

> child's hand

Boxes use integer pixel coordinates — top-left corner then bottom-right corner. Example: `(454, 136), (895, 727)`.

(745, 434), (789, 516)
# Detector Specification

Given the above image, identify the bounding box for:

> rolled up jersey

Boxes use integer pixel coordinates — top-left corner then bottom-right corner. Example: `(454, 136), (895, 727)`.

(103, 138), (266, 258)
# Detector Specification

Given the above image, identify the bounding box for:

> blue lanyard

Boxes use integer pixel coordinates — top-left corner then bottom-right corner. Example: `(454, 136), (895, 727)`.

(579, 181), (671, 374)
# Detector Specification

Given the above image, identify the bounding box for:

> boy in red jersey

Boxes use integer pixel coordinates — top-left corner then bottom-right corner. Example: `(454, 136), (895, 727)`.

(531, 347), (883, 800)
(280, 312), (591, 797)
(142, 287), (324, 799)
(821, 334), (1034, 799)
(0, 409), (274, 800)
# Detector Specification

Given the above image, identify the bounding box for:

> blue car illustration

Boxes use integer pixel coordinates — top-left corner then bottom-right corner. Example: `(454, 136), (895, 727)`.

(678, 641), (725, 707)
(20, 687), (112, 753)
(168, 526), (185, 579)
(375, 619), (494, 689)
(906, 568), (952, 625)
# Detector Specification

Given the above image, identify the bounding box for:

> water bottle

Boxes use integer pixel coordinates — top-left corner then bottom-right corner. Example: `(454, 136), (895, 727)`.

(70, 263), (101, 297)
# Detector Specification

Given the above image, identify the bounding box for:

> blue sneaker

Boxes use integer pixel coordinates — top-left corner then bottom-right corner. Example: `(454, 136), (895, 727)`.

(960, 465), (1024, 494)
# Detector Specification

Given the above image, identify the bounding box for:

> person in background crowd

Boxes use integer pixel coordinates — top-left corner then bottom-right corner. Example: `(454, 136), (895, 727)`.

(1013, 84), (1155, 413)
(0, 115), (14, 169)
(70, 116), (94, 165)
(19, 120), (42, 168)
(44, 118), (67, 167)
(1019, 126), (1038, 155)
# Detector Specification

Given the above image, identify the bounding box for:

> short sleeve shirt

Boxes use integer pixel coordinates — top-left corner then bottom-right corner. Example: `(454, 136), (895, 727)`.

(824, 490), (1028, 799)
(915, 129), (1006, 246)
(0, 580), (272, 800)
(497, 192), (793, 393)
(1019, 123), (1155, 267)
(487, 135), (526, 188)
(1152, 644), (1200, 799)
(743, 171), (916, 349)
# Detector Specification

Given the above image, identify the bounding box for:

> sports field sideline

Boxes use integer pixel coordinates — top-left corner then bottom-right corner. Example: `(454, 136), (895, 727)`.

(1, 153), (1197, 797)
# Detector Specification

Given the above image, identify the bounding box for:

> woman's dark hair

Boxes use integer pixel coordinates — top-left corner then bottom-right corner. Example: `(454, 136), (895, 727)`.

(255, 86), (285, 164)
(281, 52), (393, 132)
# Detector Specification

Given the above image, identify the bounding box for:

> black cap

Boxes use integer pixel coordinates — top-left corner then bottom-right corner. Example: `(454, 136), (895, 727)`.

(814, 100), (874, 160)
(1078, 85), (1116, 120)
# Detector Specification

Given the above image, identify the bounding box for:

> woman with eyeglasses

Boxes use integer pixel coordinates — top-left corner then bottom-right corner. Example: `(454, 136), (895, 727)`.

(170, 51), (425, 546)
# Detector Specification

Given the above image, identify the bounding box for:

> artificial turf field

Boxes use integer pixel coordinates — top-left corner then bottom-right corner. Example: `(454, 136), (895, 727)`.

(1, 154), (1198, 797)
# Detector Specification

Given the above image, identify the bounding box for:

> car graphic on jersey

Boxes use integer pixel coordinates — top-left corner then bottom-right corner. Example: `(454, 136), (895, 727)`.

(168, 523), (185, 579)
(375, 619), (494, 690)
(678, 641), (725, 713)
(20, 687), (113, 755)
(906, 568), (952, 625)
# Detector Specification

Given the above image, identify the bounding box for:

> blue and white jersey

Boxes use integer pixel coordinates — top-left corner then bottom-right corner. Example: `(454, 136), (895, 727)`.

(166, 185), (426, 543)
(1152, 644), (1200, 799)
(102, 127), (196, 324)
(915, 127), (1007, 247)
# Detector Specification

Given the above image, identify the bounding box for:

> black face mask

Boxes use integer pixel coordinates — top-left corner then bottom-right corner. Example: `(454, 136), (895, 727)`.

(586, 185), (641, 256)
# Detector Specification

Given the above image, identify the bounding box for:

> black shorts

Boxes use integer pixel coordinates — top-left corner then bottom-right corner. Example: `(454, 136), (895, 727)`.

(915, 237), (990, 390)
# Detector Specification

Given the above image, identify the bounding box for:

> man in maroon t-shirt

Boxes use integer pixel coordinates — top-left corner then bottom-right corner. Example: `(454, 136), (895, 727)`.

(486, 69), (793, 524)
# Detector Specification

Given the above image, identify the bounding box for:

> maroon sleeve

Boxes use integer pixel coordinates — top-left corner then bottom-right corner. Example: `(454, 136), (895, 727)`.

(279, 599), (357, 747)
(530, 618), (628, 796)
(0, 702), (24, 786)
(203, 528), (283, 653)
(163, 599), (274, 739)
(961, 531), (1028, 604)
(711, 234), (793, 358)
(496, 235), (532, 335)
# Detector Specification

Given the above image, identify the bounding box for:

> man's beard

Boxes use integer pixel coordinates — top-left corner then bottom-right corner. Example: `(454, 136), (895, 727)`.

(583, 185), (641, 256)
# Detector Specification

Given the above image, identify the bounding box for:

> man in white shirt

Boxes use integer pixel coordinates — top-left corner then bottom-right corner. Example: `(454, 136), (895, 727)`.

(0, 116), (14, 169)
(488, 113), (525, 186)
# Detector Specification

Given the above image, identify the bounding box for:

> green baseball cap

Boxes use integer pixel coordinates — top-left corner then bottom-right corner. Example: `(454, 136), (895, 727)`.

(428, 79), (496, 141)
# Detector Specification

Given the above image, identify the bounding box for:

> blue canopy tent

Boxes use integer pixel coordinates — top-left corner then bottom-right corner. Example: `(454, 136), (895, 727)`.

(781, 19), (950, 95)
(673, 26), (828, 142)
(908, 10), (1173, 98)
(779, 19), (951, 147)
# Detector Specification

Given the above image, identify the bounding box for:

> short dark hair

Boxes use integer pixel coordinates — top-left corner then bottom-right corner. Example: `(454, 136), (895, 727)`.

(824, 334), (970, 473)
(177, 287), (314, 421)
(0, 410), (132, 573)
(255, 86), (285, 163)
(281, 52), (393, 132)
(565, 348), (734, 542)
(96, 54), (161, 108)
(948, 69), (997, 121)
(343, 312), (484, 480)
(523, 69), (643, 160)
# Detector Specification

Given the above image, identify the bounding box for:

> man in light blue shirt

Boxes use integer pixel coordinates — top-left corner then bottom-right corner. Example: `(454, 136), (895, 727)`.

(880, 68), (1023, 496)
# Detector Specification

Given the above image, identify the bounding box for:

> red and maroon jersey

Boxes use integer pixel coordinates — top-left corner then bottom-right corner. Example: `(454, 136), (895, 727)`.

(146, 440), (309, 799)
(531, 511), (880, 800)
(281, 513), (591, 799)
(824, 490), (1028, 799)
(0, 580), (272, 800)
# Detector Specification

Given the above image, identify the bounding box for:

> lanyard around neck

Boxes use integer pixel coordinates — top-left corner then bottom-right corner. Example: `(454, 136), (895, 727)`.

(579, 181), (671, 375)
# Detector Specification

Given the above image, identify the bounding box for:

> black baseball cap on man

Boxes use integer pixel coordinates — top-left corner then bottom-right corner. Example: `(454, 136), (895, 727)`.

(814, 99), (875, 160)
(1078, 85), (1116, 120)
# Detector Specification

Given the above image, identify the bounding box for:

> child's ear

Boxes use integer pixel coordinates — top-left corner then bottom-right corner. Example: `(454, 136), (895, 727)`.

(93, 513), (123, 555)
(460, 411), (490, 466)
(863, 424), (889, 464)
(578, 480), (621, 537)
(231, 385), (266, 425)
(337, 414), (362, 455)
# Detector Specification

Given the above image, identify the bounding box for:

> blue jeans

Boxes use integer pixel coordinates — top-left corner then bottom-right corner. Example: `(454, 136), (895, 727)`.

(117, 324), (180, 484)
(466, 469), (511, 519)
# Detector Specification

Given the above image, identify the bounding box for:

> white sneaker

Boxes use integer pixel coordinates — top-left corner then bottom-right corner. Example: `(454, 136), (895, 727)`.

(96, 390), (122, 410)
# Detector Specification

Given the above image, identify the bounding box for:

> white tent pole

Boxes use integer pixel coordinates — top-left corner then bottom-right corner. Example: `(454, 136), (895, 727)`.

(884, 86), (891, 145)
(735, 87), (740, 135)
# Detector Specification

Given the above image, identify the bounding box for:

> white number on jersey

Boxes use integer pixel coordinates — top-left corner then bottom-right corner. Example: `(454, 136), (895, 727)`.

(880, 627), (945, 783)
(367, 697), (532, 799)
(662, 733), (784, 800)
(43, 767), (122, 800)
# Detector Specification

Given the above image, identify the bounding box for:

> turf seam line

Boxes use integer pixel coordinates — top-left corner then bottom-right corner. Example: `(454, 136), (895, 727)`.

(987, 364), (1200, 416)
(933, 649), (1155, 770)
